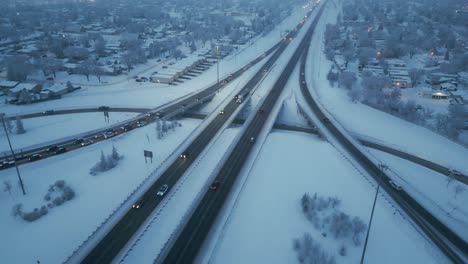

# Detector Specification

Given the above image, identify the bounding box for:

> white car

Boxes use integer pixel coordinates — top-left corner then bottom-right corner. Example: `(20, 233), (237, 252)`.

(157, 184), (169, 196)
(388, 180), (402, 191)
(449, 169), (463, 176)
(103, 131), (115, 139)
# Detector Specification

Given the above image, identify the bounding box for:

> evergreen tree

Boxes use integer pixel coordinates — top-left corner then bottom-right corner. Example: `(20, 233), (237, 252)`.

(15, 116), (26, 134)
(111, 145), (121, 161)
(99, 150), (108, 171)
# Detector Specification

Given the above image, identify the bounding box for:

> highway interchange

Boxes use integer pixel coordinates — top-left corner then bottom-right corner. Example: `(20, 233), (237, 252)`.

(1, 0), (467, 263)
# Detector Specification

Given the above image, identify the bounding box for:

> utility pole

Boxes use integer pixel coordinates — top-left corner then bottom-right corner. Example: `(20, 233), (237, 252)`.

(216, 44), (220, 85)
(0, 113), (26, 195)
(360, 163), (386, 263)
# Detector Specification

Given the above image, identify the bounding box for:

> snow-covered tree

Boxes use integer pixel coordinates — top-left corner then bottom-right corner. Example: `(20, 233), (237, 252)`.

(15, 116), (26, 134)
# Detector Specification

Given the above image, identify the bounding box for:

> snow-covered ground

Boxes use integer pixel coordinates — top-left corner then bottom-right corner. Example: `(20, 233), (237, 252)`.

(0, 1), (312, 117)
(116, 4), (322, 261)
(0, 118), (201, 263)
(0, 112), (138, 153)
(119, 127), (241, 264)
(204, 131), (441, 264)
(367, 148), (468, 240)
(305, 1), (468, 178)
(0, 2), (321, 263)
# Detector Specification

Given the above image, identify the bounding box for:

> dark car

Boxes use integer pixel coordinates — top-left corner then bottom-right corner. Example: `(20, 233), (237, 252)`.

(136, 120), (147, 127)
(55, 147), (67, 154)
(74, 138), (85, 145)
(132, 199), (147, 209)
(29, 154), (43, 161)
(180, 151), (189, 159)
(81, 139), (94, 146)
(258, 109), (265, 114)
(323, 117), (330, 123)
(47, 145), (59, 152)
(122, 124), (133, 131)
(210, 181), (220, 190)
(156, 111), (165, 118)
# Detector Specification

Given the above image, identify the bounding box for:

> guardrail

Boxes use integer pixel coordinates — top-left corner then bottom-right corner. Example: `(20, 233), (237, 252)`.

(153, 67), (274, 263)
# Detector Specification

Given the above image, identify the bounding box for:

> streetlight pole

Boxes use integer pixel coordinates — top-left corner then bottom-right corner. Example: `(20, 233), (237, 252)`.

(0, 113), (26, 195)
(216, 45), (220, 85)
(360, 164), (386, 263)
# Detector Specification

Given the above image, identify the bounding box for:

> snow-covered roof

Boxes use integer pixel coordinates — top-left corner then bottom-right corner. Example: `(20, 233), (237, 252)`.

(0, 80), (19, 88)
(9, 83), (38, 93)
(45, 84), (67, 93)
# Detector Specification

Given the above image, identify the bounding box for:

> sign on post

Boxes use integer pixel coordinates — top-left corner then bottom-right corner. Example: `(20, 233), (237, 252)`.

(144, 150), (153, 163)
(104, 111), (109, 123)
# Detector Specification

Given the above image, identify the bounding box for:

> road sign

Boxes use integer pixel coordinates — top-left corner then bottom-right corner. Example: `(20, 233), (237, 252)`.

(144, 150), (153, 163)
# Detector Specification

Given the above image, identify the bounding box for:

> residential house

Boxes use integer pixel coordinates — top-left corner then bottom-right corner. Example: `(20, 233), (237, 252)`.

(0, 80), (19, 94)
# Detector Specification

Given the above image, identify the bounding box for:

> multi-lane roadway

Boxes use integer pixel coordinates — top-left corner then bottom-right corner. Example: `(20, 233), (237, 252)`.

(297, 24), (468, 263)
(76, 6), (316, 264)
(158, 3), (326, 263)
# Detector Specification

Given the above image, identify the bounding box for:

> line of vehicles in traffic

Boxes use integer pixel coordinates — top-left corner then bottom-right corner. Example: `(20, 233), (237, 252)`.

(0, 110), (167, 170)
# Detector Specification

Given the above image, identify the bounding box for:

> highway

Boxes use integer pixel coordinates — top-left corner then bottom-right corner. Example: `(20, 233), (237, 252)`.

(183, 112), (468, 185)
(158, 3), (326, 263)
(297, 21), (468, 264)
(0, 36), (285, 171)
(76, 7), (315, 264)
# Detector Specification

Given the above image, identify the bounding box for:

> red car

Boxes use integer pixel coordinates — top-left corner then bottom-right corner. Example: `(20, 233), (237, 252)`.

(210, 181), (220, 190)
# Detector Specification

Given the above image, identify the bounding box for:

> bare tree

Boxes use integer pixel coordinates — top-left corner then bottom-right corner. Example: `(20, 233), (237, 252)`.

(3, 180), (12, 194)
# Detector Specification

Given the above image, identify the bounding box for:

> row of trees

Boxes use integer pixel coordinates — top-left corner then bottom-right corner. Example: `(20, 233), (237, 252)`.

(2, 116), (26, 135)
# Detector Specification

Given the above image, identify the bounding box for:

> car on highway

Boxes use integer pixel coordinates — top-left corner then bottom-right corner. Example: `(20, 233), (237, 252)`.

(448, 169), (463, 176)
(42, 110), (55, 115)
(258, 109), (265, 114)
(0, 160), (15, 169)
(104, 131), (115, 139)
(81, 139), (94, 146)
(219, 109), (225, 115)
(55, 147), (67, 154)
(121, 124), (133, 131)
(210, 181), (220, 190)
(156, 111), (165, 118)
(322, 117), (330, 123)
(132, 199), (147, 209)
(180, 151), (189, 159)
(47, 145), (59, 152)
(29, 154), (43, 161)
(388, 180), (402, 191)
(136, 120), (147, 127)
(157, 184), (169, 196)
(250, 137), (255, 143)
(74, 138), (85, 145)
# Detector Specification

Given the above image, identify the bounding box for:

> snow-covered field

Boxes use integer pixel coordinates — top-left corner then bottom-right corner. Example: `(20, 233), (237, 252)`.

(0, 118), (201, 263)
(204, 131), (441, 264)
(0, 112), (138, 153)
(305, 1), (468, 179)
